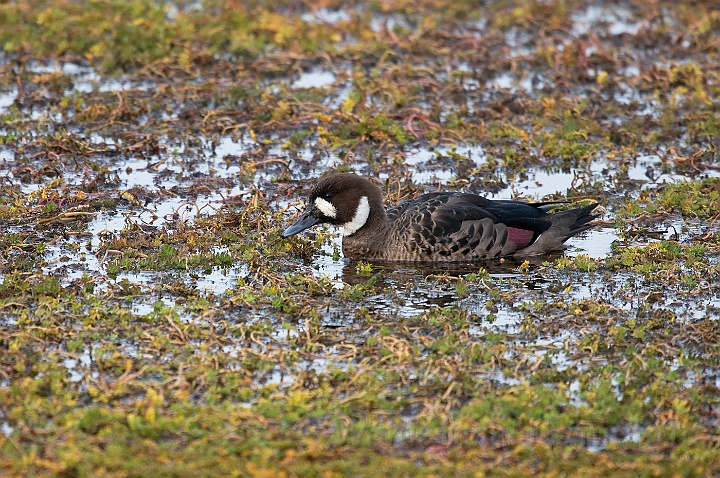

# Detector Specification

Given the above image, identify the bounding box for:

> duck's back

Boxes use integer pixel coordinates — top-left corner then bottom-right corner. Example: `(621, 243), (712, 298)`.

(350, 192), (595, 261)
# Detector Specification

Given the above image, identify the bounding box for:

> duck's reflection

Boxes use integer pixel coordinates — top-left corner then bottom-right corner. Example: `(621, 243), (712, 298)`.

(338, 253), (562, 286)
(315, 253), (564, 326)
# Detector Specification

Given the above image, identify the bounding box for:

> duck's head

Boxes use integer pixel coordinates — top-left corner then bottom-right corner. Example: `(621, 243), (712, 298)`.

(282, 173), (382, 237)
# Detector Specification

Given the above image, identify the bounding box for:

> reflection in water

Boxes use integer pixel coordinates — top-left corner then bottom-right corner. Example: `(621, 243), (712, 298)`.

(313, 254), (566, 327)
(339, 251), (568, 285)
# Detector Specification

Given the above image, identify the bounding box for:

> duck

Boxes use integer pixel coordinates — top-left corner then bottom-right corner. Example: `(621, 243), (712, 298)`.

(282, 173), (599, 261)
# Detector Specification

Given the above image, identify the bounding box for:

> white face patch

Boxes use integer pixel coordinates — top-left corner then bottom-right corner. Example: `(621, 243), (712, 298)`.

(343, 196), (370, 236)
(314, 197), (337, 219)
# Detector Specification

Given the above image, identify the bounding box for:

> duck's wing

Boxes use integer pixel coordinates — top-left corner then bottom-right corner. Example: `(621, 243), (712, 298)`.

(388, 193), (515, 259)
(390, 193), (598, 259)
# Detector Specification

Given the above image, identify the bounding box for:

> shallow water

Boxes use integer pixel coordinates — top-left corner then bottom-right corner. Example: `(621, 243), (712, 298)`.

(2, 23), (720, 460)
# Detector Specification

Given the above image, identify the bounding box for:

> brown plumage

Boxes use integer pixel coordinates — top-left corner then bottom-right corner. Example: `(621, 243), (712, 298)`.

(283, 173), (599, 261)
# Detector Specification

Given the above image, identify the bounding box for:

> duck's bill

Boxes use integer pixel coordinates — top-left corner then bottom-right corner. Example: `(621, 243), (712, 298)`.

(282, 212), (322, 237)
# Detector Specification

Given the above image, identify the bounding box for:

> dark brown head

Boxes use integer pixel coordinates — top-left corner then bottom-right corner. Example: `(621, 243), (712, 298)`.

(283, 173), (384, 237)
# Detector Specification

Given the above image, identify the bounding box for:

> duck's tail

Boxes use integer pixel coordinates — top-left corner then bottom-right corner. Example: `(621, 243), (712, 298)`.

(515, 204), (600, 256)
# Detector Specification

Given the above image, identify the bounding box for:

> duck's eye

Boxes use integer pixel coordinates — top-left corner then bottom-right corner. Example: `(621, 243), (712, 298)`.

(322, 192), (334, 200)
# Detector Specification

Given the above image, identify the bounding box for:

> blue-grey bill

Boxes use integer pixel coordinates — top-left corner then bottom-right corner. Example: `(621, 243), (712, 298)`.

(282, 212), (321, 237)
